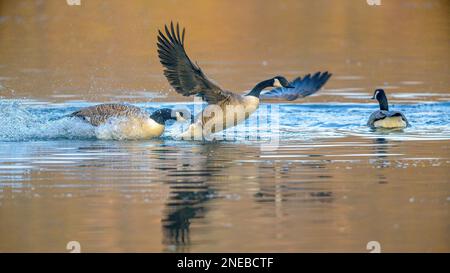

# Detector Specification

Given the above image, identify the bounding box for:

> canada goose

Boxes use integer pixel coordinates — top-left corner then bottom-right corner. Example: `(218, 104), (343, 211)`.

(261, 71), (332, 101)
(368, 89), (410, 129)
(157, 22), (332, 139)
(69, 103), (188, 139)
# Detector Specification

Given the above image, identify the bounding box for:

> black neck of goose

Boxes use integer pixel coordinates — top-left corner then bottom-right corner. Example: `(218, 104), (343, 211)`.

(246, 79), (273, 98)
(377, 93), (389, 111)
(150, 108), (175, 125)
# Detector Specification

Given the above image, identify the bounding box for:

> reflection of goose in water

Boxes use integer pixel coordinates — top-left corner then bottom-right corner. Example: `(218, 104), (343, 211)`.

(159, 142), (267, 250)
(371, 138), (391, 183)
(69, 104), (188, 140)
(162, 187), (213, 248)
(253, 159), (333, 205)
(159, 143), (224, 250)
(156, 22), (332, 139)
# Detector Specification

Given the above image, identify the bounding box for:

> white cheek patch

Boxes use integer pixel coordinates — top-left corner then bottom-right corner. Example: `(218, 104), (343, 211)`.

(273, 78), (282, 88)
(176, 112), (187, 122)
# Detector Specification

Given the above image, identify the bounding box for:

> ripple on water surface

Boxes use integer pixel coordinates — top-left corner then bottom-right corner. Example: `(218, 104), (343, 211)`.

(0, 99), (449, 142)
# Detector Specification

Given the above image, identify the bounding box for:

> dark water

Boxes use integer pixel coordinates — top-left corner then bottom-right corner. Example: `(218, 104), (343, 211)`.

(0, 0), (449, 252)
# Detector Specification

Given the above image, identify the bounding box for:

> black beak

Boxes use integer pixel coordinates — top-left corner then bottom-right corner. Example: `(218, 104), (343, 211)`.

(371, 95), (375, 99)
(285, 84), (295, 89)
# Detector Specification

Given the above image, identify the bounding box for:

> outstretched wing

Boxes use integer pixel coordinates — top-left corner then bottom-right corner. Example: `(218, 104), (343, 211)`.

(261, 71), (332, 101)
(157, 22), (228, 104)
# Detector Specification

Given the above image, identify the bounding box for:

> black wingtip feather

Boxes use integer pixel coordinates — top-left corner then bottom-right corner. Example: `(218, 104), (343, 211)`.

(164, 24), (173, 44)
(182, 28), (185, 45)
(176, 23), (181, 45)
(158, 22), (184, 48)
(170, 22), (176, 44)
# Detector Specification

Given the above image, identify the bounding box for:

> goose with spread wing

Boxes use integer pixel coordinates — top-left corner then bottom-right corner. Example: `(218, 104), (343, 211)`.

(157, 22), (332, 140)
(261, 71), (332, 101)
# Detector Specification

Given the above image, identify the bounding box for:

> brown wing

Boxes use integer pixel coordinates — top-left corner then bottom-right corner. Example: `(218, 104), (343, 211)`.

(157, 22), (229, 104)
(70, 104), (145, 126)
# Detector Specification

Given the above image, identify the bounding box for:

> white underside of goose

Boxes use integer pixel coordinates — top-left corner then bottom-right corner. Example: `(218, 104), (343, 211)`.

(179, 96), (260, 140)
(373, 116), (407, 129)
(95, 117), (165, 140)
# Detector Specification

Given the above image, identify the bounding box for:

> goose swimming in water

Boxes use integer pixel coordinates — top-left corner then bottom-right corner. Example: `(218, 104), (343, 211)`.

(367, 89), (410, 129)
(69, 103), (188, 139)
(157, 22), (332, 140)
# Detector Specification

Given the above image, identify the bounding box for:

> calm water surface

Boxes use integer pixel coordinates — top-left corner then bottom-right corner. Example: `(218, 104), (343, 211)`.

(0, 0), (449, 252)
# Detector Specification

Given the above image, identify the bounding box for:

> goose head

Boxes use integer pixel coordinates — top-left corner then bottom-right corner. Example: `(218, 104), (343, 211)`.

(272, 76), (294, 88)
(372, 89), (386, 100)
(246, 76), (294, 98)
(371, 89), (389, 111)
(150, 108), (193, 125)
(174, 108), (194, 123)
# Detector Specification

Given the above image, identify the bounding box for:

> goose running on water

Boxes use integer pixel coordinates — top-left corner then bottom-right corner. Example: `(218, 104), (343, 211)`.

(157, 22), (332, 140)
(69, 103), (188, 140)
(367, 89), (410, 129)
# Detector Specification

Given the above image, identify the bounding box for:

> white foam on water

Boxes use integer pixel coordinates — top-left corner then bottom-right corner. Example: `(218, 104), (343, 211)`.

(0, 100), (449, 142)
(0, 100), (95, 141)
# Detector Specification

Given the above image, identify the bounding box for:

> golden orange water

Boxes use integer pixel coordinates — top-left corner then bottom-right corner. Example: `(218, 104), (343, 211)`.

(0, 0), (449, 252)
(0, 0), (448, 102)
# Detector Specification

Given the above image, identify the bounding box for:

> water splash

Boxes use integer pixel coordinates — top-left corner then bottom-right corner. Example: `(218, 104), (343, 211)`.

(0, 100), (95, 141)
(0, 99), (449, 142)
